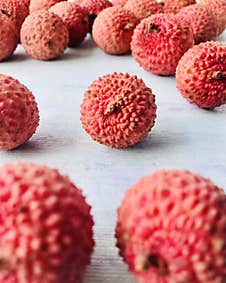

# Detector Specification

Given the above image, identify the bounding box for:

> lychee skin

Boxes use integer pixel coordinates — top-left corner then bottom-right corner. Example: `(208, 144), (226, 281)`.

(0, 0), (29, 34)
(29, 0), (66, 13)
(124, 0), (162, 20)
(177, 4), (218, 44)
(0, 162), (94, 283)
(116, 170), (226, 283)
(50, 2), (89, 47)
(200, 0), (226, 36)
(131, 14), (194, 76)
(76, 0), (112, 32)
(80, 73), (156, 148)
(0, 74), (39, 150)
(163, 0), (196, 14)
(93, 7), (138, 55)
(176, 41), (226, 109)
(21, 11), (69, 60)
(111, 0), (128, 6)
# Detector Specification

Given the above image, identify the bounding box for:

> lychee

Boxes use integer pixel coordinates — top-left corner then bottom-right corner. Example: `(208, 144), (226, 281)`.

(0, 162), (94, 283)
(163, 0), (195, 14)
(177, 4), (218, 44)
(29, 0), (66, 13)
(50, 2), (89, 47)
(0, 74), (39, 150)
(92, 7), (138, 55)
(21, 10), (69, 60)
(80, 72), (156, 148)
(76, 0), (112, 32)
(0, 13), (18, 61)
(176, 41), (226, 109)
(0, 0), (29, 34)
(200, 0), (226, 36)
(131, 13), (194, 75)
(111, 0), (128, 6)
(124, 0), (162, 20)
(116, 170), (226, 283)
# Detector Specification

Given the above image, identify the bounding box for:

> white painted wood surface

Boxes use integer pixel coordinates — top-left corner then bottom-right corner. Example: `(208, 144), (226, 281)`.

(0, 33), (225, 282)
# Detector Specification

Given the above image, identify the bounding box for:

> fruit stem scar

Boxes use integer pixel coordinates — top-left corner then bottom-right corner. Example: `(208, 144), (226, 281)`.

(104, 100), (123, 115)
(0, 9), (10, 17)
(212, 71), (225, 80)
(148, 23), (160, 33)
(144, 254), (168, 275)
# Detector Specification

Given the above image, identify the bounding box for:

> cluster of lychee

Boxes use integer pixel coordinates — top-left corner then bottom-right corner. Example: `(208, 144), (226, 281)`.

(0, 162), (225, 283)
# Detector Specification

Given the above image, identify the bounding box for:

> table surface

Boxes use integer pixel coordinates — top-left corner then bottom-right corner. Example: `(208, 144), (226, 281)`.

(0, 32), (225, 282)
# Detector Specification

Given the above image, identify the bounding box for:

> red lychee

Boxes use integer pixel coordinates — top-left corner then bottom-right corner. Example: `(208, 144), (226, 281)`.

(124, 0), (162, 20)
(0, 0), (29, 34)
(176, 41), (226, 109)
(0, 13), (18, 61)
(131, 13), (194, 75)
(200, 0), (226, 35)
(0, 74), (39, 150)
(163, 0), (195, 14)
(80, 72), (157, 148)
(0, 162), (94, 283)
(116, 170), (226, 283)
(21, 10), (69, 60)
(50, 2), (89, 47)
(29, 0), (66, 13)
(92, 6), (138, 55)
(75, 0), (112, 32)
(177, 4), (218, 44)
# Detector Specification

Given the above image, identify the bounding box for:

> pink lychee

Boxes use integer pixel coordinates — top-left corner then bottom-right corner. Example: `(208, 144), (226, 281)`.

(131, 13), (194, 75)
(21, 10), (69, 60)
(124, 0), (162, 20)
(176, 41), (226, 109)
(199, 0), (226, 35)
(29, 0), (66, 13)
(0, 162), (94, 283)
(163, 0), (195, 14)
(177, 4), (218, 44)
(116, 170), (226, 283)
(80, 72), (157, 148)
(76, 0), (112, 32)
(0, 74), (39, 150)
(92, 6), (138, 55)
(50, 2), (89, 47)
(0, 0), (29, 34)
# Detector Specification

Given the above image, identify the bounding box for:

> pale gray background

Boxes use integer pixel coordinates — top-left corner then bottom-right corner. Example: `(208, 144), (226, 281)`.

(0, 32), (225, 282)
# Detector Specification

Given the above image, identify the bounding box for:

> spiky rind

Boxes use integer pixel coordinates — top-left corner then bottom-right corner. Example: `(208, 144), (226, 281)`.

(29, 0), (66, 13)
(21, 11), (69, 60)
(50, 2), (89, 47)
(0, 74), (39, 150)
(131, 13), (194, 75)
(93, 7), (138, 55)
(177, 4), (218, 44)
(176, 41), (226, 109)
(0, 162), (94, 283)
(111, 0), (128, 6)
(163, 0), (195, 14)
(80, 72), (157, 148)
(124, 0), (162, 20)
(116, 170), (226, 283)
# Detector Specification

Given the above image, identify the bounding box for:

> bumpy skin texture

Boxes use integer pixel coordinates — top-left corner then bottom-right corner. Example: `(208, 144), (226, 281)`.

(124, 0), (162, 20)
(200, 0), (226, 35)
(177, 4), (218, 44)
(116, 170), (226, 283)
(0, 14), (18, 61)
(0, 0), (29, 34)
(21, 11), (69, 60)
(80, 73), (157, 148)
(131, 14), (194, 75)
(111, 0), (128, 6)
(76, 0), (112, 32)
(0, 162), (94, 283)
(50, 2), (89, 47)
(0, 74), (39, 150)
(176, 41), (226, 109)
(29, 0), (66, 13)
(93, 7), (138, 54)
(163, 0), (195, 14)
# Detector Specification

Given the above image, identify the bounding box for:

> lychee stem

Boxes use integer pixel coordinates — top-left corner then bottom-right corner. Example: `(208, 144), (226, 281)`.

(148, 23), (160, 33)
(138, 254), (168, 276)
(0, 10), (10, 17)
(104, 100), (123, 115)
(212, 71), (225, 81)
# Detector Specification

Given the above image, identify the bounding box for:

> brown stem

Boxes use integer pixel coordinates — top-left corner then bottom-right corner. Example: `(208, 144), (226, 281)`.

(148, 23), (161, 33)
